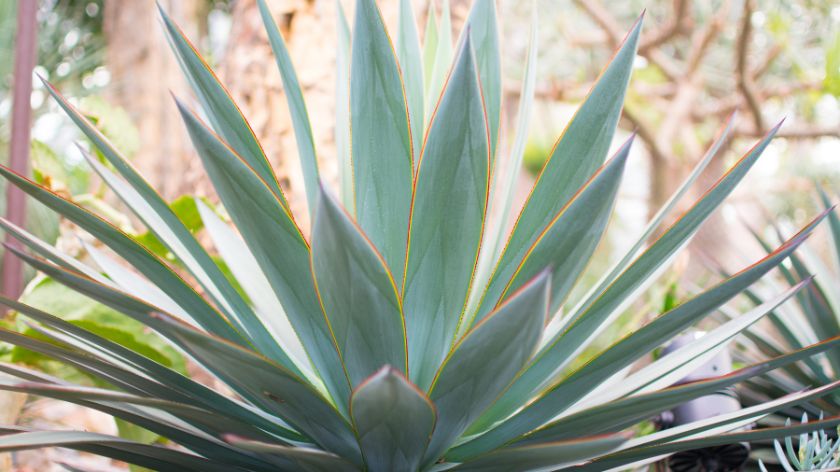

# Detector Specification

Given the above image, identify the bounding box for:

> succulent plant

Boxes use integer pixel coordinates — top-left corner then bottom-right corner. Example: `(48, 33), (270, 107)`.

(0, 1), (839, 471)
(759, 413), (840, 471)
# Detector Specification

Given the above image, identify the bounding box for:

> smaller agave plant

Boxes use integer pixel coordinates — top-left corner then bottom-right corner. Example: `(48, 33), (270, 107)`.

(714, 188), (840, 418)
(759, 414), (840, 471)
(0, 0), (839, 471)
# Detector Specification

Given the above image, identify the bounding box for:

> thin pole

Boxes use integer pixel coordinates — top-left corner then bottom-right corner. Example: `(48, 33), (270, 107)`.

(3, 0), (39, 299)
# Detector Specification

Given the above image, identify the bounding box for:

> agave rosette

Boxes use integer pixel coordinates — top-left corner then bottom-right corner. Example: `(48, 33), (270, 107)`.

(0, 1), (838, 471)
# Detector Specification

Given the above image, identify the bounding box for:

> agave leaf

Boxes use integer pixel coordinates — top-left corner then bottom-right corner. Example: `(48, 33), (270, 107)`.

(0, 295), (302, 441)
(351, 0), (414, 280)
(0, 430), (238, 472)
(0, 165), (245, 346)
(422, 1), (439, 94)
(175, 100), (351, 413)
(520, 289), (837, 446)
(42, 82), (262, 358)
(472, 122), (785, 432)
(0, 380), (278, 470)
(425, 0), (453, 124)
(403, 35), (490, 391)
(335, 0), (353, 211)
(476, 136), (632, 323)
(573, 278), (811, 409)
(257, 0), (319, 217)
(158, 6), (287, 207)
(452, 433), (629, 472)
(579, 414), (840, 471)
(311, 185), (407, 387)
(397, 0), (424, 162)
(469, 4), (538, 321)
(152, 312), (363, 466)
(196, 200), (311, 376)
(350, 366), (436, 472)
(819, 188), (840, 271)
(471, 16), (642, 327)
(227, 437), (357, 472)
(452, 211), (824, 459)
(461, 0), (501, 159)
(423, 271), (549, 465)
(0, 217), (107, 284)
(564, 113), (736, 333)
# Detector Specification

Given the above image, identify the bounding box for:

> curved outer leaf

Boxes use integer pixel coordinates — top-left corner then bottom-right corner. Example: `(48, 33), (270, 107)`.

(0, 430), (241, 472)
(154, 312), (363, 466)
(174, 100), (352, 414)
(158, 5), (287, 207)
(453, 433), (629, 472)
(227, 437), (357, 472)
(462, 0), (501, 159)
(196, 199), (312, 380)
(0, 287), (304, 442)
(335, 0), (353, 211)
(42, 81), (270, 365)
(469, 16), (642, 326)
(451, 209), (825, 459)
(478, 136), (632, 321)
(0, 165), (245, 346)
(577, 415), (840, 471)
(423, 271), (550, 465)
(397, 0), (424, 163)
(403, 35), (490, 391)
(472, 122), (785, 432)
(350, 366), (436, 472)
(351, 0), (414, 280)
(311, 185), (407, 387)
(257, 0), (319, 217)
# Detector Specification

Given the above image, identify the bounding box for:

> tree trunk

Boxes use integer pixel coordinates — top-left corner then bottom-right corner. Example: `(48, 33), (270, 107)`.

(103, 0), (200, 200)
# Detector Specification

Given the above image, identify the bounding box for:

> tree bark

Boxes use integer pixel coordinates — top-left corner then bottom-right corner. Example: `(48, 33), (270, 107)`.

(103, 0), (200, 200)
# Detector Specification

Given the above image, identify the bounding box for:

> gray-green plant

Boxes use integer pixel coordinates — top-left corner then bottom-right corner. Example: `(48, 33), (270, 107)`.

(0, 1), (839, 470)
(759, 413), (840, 471)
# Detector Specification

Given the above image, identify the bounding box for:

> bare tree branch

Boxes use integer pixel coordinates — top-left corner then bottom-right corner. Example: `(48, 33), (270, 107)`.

(736, 0), (764, 132)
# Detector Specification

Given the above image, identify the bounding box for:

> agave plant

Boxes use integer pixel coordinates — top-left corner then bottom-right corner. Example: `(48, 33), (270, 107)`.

(759, 414), (840, 471)
(1, 1), (839, 471)
(714, 189), (840, 418)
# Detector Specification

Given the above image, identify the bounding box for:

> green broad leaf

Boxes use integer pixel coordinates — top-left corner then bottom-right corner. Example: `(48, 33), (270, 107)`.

(423, 271), (549, 465)
(351, 0), (414, 281)
(461, 0), (501, 159)
(425, 0), (452, 125)
(402, 35), (490, 391)
(311, 185), (407, 387)
(476, 136), (631, 324)
(0, 295), (302, 442)
(452, 433), (629, 472)
(78, 95), (141, 159)
(154, 312), (363, 466)
(397, 0), (425, 163)
(471, 122), (785, 433)
(451, 210), (824, 459)
(157, 6), (288, 207)
(578, 414), (840, 471)
(0, 430), (237, 472)
(469, 4), (538, 319)
(228, 437), (357, 472)
(335, 0), (354, 212)
(474, 15), (642, 326)
(0, 165), (246, 347)
(175, 100), (351, 414)
(350, 366), (436, 472)
(422, 1), (439, 95)
(47, 81), (275, 366)
(257, 0), (320, 218)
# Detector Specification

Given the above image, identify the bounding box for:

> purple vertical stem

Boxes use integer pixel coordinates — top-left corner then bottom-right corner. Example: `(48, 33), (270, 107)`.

(3, 0), (39, 299)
